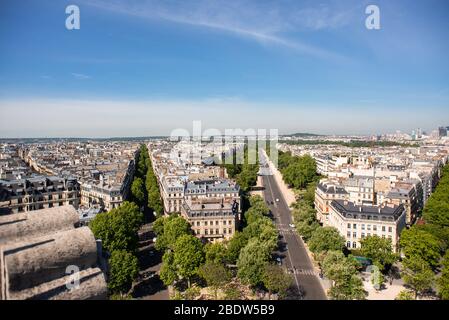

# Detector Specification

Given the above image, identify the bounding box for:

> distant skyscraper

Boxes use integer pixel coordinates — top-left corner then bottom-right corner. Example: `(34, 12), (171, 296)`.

(438, 126), (448, 137)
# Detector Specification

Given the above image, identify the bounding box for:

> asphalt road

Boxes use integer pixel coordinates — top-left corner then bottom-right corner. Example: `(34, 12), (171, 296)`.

(261, 166), (327, 300)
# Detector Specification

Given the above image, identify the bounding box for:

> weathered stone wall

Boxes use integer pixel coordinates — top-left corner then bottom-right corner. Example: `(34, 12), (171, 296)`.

(8, 268), (107, 300)
(0, 206), (78, 246)
(4, 227), (97, 292)
(0, 205), (107, 300)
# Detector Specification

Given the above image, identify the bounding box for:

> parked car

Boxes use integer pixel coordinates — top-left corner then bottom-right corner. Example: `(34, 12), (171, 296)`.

(276, 198), (280, 202)
(289, 223), (296, 228)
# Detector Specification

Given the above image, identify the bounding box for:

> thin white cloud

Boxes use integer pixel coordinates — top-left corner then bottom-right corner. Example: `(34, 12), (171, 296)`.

(71, 73), (91, 80)
(84, 0), (352, 60)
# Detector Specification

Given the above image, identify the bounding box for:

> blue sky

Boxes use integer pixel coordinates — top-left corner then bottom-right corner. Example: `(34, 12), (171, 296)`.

(0, 0), (448, 137)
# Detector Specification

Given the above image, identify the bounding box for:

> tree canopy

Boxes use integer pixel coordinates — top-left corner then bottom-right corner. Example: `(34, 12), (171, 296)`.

(173, 235), (205, 287)
(360, 236), (398, 271)
(90, 201), (143, 253)
(308, 227), (345, 254)
(400, 227), (441, 268)
(154, 215), (192, 251)
(108, 250), (139, 294)
(237, 238), (271, 287)
(321, 251), (366, 300)
(262, 265), (293, 298)
(278, 151), (318, 189)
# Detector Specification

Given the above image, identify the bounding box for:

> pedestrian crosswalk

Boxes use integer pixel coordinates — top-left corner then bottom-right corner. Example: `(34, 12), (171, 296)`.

(278, 229), (296, 235)
(286, 267), (319, 276)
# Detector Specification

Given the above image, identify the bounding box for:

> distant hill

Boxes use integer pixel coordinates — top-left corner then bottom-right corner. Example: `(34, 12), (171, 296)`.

(284, 132), (324, 137)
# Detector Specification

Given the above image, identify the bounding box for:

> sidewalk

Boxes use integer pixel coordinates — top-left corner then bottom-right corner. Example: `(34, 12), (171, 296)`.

(264, 151), (296, 207)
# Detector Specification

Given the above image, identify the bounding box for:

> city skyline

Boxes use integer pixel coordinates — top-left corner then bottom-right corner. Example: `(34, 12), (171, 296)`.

(1, 0), (449, 137)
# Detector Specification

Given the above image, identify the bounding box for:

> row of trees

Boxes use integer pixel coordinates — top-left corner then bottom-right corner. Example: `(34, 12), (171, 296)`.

(90, 144), (164, 297)
(90, 201), (143, 295)
(399, 163), (449, 299)
(223, 145), (259, 193)
(131, 144), (163, 216)
(155, 196), (292, 299)
(278, 151), (318, 189)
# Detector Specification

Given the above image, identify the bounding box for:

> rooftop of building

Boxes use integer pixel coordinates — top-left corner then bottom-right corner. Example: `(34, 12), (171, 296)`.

(330, 199), (405, 221)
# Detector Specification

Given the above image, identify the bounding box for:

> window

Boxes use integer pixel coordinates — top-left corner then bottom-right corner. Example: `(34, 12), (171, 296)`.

(216, 229), (219, 234)
(347, 231), (351, 238)
(373, 225), (377, 231)
(361, 224), (365, 230)
(353, 224), (357, 229)
(388, 227), (392, 233)
(353, 232), (357, 238)
(382, 226), (386, 232)
(361, 233), (365, 238)
(367, 225), (371, 231)
(346, 241), (351, 248)
(352, 242), (357, 248)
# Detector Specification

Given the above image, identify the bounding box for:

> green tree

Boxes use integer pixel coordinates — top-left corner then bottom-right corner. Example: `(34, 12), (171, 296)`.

(328, 274), (366, 300)
(226, 231), (248, 264)
(360, 236), (398, 271)
(400, 227), (441, 268)
(90, 201), (143, 253)
(296, 220), (320, 241)
(395, 290), (415, 300)
(153, 215), (166, 236)
(199, 262), (231, 299)
(131, 177), (145, 207)
(173, 235), (205, 287)
(321, 251), (366, 300)
(160, 251), (178, 286)
(205, 242), (228, 265)
(155, 215), (192, 251)
(237, 239), (270, 287)
(437, 251), (449, 300)
(243, 217), (278, 254)
(401, 257), (435, 299)
(308, 227), (345, 254)
(108, 250), (139, 294)
(262, 265), (293, 299)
